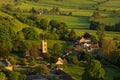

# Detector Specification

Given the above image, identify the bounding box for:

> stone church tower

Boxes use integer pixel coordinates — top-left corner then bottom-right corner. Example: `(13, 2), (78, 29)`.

(41, 40), (47, 53)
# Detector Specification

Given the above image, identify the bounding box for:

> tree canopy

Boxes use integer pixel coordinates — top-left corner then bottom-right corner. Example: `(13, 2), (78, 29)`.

(82, 60), (105, 80)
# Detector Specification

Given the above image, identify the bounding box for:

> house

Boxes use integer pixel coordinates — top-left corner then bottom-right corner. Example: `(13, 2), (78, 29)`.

(56, 57), (64, 65)
(55, 57), (64, 70)
(79, 37), (91, 43)
(0, 59), (13, 71)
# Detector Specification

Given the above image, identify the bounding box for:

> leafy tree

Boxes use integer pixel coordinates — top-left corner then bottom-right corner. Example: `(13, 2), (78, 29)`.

(99, 39), (117, 60)
(29, 44), (40, 58)
(66, 55), (79, 64)
(12, 39), (28, 53)
(82, 60), (105, 80)
(90, 35), (98, 43)
(39, 18), (49, 30)
(8, 56), (16, 65)
(16, 31), (25, 40)
(0, 44), (9, 59)
(0, 72), (7, 80)
(34, 64), (50, 75)
(30, 7), (37, 13)
(0, 25), (16, 50)
(68, 29), (77, 41)
(96, 23), (105, 47)
(83, 32), (91, 38)
(49, 20), (59, 31)
(80, 51), (93, 61)
(22, 27), (39, 40)
(2, 69), (26, 80)
(53, 43), (62, 54)
(109, 50), (120, 66)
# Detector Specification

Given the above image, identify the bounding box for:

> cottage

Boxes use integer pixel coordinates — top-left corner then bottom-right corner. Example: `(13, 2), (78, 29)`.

(56, 57), (64, 65)
(80, 37), (91, 43)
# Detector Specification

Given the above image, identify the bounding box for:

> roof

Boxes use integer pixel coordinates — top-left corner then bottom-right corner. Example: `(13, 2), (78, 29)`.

(80, 37), (91, 43)
(56, 57), (64, 65)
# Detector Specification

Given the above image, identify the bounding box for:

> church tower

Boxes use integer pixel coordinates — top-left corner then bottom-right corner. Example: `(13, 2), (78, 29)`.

(41, 40), (47, 53)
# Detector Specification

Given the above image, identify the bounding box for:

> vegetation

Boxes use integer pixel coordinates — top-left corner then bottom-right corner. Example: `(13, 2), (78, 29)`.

(82, 60), (105, 80)
(0, 0), (120, 80)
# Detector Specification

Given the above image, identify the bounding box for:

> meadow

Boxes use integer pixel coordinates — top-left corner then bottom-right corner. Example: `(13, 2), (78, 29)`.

(64, 64), (120, 80)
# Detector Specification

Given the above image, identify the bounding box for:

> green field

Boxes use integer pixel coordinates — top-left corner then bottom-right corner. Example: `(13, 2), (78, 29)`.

(1, 0), (120, 38)
(99, 0), (120, 11)
(64, 64), (120, 80)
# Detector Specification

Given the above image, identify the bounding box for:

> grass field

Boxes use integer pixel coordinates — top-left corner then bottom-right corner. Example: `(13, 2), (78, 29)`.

(1, 0), (120, 38)
(64, 64), (120, 80)
(25, 0), (98, 9)
(99, 0), (120, 11)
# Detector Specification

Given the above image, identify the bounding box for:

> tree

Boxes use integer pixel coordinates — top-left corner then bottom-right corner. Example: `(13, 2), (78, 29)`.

(22, 27), (39, 40)
(80, 51), (93, 61)
(68, 29), (77, 41)
(12, 39), (28, 53)
(30, 7), (37, 13)
(82, 60), (105, 80)
(96, 23), (105, 47)
(53, 43), (62, 54)
(34, 64), (50, 75)
(109, 50), (120, 66)
(0, 72), (7, 80)
(99, 39), (117, 60)
(16, 31), (25, 41)
(40, 18), (49, 30)
(2, 69), (26, 80)
(0, 44), (9, 59)
(0, 25), (16, 50)
(83, 32), (91, 38)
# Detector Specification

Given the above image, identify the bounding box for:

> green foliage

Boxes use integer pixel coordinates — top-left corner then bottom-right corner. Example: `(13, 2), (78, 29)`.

(99, 39), (117, 60)
(109, 50), (120, 66)
(8, 56), (16, 65)
(68, 29), (77, 41)
(16, 31), (25, 40)
(22, 27), (39, 40)
(0, 24), (16, 50)
(0, 44), (9, 59)
(39, 18), (49, 30)
(80, 51), (93, 61)
(49, 20), (68, 39)
(1, 69), (26, 80)
(82, 60), (105, 80)
(97, 23), (105, 47)
(34, 64), (50, 75)
(12, 39), (28, 53)
(53, 43), (62, 54)
(66, 55), (79, 64)
(0, 72), (7, 80)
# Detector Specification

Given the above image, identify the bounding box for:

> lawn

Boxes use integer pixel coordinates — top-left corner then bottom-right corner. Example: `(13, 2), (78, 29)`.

(64, 64), (120, 80)
(99, 0), (120, 11)
(42, 14), (89, 29)
(25, 0), (98, 9)
(64, 64), (85, 80)
(75, 29), (120, 38)
(47, 40), (67, 50)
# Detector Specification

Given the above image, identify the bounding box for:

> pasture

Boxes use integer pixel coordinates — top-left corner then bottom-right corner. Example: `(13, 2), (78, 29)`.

(64, 64), (120, 80)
